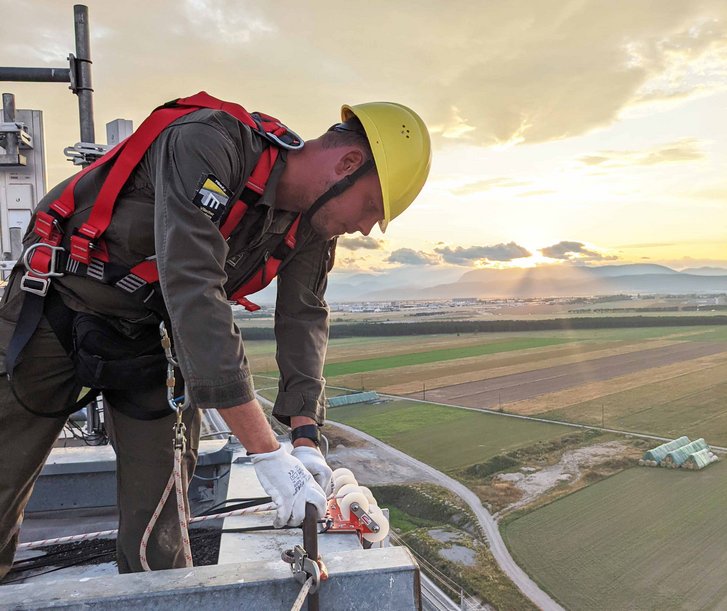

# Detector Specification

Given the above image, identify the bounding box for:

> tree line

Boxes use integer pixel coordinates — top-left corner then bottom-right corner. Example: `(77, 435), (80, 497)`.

(241, 315), (727, 340)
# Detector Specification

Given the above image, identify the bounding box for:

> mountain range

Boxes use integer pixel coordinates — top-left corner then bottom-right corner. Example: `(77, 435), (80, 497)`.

(321, 263), (727, 302)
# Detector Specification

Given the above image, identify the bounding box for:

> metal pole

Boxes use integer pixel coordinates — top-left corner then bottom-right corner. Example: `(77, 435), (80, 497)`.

(73, 4), (94, 143)
(0, 67), (71, 83)
(2, 93), (18, 157)
(303, 503), (320, 611)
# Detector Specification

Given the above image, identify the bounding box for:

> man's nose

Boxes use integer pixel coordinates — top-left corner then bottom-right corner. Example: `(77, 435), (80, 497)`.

(358, 218), (376, 236)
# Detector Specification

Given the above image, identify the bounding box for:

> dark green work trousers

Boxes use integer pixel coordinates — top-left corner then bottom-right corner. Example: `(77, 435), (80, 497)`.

(0, 276), (201, 581)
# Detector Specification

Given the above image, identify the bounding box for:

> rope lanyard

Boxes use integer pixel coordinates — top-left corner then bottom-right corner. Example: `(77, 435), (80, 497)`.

(139, 322), (192, 571)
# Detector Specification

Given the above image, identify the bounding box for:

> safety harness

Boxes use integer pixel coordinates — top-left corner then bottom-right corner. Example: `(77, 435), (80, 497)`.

(22, 91), (304, 313)
(6, 92), (304, 417)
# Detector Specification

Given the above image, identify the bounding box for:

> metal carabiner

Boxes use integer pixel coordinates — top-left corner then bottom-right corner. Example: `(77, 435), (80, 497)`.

(159, 321), (191, 414)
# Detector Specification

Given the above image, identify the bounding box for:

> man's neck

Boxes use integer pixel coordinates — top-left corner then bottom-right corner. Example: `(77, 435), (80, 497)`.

(274, 147), (312, 213)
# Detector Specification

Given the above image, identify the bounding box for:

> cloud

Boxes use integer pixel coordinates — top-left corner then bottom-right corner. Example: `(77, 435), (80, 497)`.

(519, 190), (556, 198)
(616, 242), (677, 249)
(182, 0), (276, 45)
(435, 242), (531, 265)
(4, 0), (727, 189)
(540, 241), (617, 261)
(429, 2), (727, 146)
(386, 248), (440, 266)
(338, 236), (383, 251)
(451, 177), (531, 196)
(579, 138), (706, 168)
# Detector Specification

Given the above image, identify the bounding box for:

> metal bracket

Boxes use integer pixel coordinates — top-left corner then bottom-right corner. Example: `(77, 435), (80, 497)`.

(350, 503), (382, 534)
(63, 141), (110, 166)
(0, 122), (33, 149)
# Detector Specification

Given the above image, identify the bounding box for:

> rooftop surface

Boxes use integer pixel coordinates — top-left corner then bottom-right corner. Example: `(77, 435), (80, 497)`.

(2, 434), (421, 609)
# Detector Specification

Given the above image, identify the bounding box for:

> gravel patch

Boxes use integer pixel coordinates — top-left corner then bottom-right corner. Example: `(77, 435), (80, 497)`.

(495, 441), (628, 516)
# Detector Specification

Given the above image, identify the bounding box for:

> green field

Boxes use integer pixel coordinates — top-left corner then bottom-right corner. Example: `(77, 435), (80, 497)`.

(542, 361), (727, 446)
(329, 400), (571, 471)
(322, 337), (572, 377)
(502, 461), (727, 610)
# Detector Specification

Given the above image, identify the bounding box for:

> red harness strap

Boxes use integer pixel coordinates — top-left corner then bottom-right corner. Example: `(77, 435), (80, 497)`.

(126, 143), (302, 312)
(227, 214), (302, 312)
(26, 92), (303, 311)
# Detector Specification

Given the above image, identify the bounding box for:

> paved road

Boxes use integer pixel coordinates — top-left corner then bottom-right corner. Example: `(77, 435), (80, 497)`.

(329, 420), (564, 611)
(409, 342), (726, 408)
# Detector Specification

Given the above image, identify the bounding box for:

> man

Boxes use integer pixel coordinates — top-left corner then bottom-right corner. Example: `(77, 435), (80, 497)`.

(0, 93), (431, 578)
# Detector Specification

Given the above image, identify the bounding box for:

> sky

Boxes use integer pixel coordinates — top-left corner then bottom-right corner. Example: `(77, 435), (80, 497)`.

(1, 0), (725, 276)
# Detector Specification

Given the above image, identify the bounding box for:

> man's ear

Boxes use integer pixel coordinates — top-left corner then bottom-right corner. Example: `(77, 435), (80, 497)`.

(336, 148), (365, 175)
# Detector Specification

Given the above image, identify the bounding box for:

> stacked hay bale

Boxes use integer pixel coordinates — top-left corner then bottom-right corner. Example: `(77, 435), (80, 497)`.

(639, 436), (690, 467)
(683, 448), (720, 470)
(662, 438), (709, 469)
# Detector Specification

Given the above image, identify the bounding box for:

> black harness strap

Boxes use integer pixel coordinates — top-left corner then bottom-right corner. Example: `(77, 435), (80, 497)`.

(5, 292), (45, 380)
(6, 288), (100, 419)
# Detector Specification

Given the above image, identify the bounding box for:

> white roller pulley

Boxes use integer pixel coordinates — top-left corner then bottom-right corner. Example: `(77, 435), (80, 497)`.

(359, 486), (377, 507)
(335, 483), (363, 500)
(331, 473), (358, 497)
(338, 490), (370, 521)
(362, 506), (390, 543)
(331, 467), (355, 481)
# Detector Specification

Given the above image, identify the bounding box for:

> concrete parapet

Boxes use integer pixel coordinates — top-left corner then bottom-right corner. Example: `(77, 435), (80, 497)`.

(0, 546), (420, 610)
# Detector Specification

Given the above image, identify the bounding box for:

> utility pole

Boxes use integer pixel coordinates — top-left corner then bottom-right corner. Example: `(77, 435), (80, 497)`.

(0, 4), (97, 156)
(73, 4), (95, 144)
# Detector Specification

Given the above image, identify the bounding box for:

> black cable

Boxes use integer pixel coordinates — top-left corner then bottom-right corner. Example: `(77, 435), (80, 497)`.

(191, 469), (230, 482)
(193, 496), (272, 518)
(62, 416), (109, 446)
(9, 497), (282, 578)
(3, 550), (114, 585)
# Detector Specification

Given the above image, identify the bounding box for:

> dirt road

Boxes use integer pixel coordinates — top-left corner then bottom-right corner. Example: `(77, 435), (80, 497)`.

(328, 420), (564, 611)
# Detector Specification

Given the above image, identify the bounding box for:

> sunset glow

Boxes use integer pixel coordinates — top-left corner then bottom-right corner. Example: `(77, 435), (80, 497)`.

(3, 0), (725, 275)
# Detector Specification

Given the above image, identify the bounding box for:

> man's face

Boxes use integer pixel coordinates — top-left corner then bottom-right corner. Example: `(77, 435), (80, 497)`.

(309, 172), (385, 241)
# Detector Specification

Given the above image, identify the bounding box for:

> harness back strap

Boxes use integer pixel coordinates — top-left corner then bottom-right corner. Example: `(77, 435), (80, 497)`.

(72, 93), (262, 264)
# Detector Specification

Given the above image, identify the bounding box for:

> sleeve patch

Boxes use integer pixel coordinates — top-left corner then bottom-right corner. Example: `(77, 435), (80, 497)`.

(193, 174), (232, 223)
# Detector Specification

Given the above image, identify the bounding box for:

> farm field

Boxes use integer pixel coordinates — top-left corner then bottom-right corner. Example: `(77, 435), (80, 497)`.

(502, 461), (727, 610)
(250, 324), (727, 444)
(418, 342), (725, 409)
(328, 400), (572, 472)
(540, 359), (727, 444)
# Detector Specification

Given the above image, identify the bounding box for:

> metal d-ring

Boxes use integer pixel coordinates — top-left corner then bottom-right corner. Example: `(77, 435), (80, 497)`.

(22, 242), (66, 278)
(265, 129), (305, 151)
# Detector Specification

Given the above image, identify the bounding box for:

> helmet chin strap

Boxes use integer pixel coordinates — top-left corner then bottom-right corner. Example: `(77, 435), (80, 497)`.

(304, 159), (375, 225)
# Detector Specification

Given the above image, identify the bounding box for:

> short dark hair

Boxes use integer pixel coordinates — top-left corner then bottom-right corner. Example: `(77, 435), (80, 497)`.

(321, 117), (373, 161)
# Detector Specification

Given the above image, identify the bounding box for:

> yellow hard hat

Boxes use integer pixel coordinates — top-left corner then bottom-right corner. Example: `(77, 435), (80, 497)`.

(341, 102), (431, 232)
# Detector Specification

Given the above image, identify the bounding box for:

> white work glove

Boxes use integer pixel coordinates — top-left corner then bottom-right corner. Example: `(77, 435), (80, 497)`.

(291, 445), (333, 494)
(251, 445), (327, 528)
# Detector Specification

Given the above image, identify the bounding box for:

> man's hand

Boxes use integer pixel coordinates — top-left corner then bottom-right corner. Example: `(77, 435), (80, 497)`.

(251, 445), (327, 528)
(291, 446), (333, 494)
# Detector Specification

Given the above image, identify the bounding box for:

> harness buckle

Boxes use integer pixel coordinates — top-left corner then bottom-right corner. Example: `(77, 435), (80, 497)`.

(69, 234), (94, 265)
(33, 211), (63, 246)
(22, 243), (65, 278)
(233, 296), (261, 312)
(19, 273), (51, 297)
